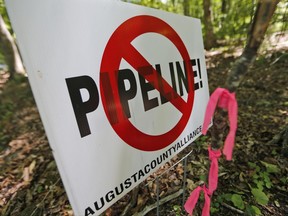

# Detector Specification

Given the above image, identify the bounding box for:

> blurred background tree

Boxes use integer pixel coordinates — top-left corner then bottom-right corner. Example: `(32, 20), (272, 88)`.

(123, 0), (287, 50)
(0, 0), (286, 79)
(0, 0), (24, 78)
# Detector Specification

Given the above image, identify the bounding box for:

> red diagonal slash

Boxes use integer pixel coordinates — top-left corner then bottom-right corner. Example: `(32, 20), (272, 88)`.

(100, 15), (195, 151)
(123, 44), (189, 113)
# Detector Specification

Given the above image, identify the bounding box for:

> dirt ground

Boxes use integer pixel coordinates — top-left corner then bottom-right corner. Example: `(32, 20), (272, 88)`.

(0, 41), (287, 215)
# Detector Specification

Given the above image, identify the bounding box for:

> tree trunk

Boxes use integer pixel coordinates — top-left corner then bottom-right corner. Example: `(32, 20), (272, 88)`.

(212, 0), (280, 150)
(183, 0), (190, 16)
(0, 14), (24, 77)
(225, 0), (280, 92)
(221, 0), (227, 14)
(203, 0), (217, 50)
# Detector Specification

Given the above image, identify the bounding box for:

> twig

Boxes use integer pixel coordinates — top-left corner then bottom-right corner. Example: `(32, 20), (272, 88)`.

(260, 203), (274, 214)
(30, 178), (61, 216)
(132, 189), (183, 216)
(222, 202), (244, 214)
(270, 54), (286, 65)
(121, 186), (140, 216)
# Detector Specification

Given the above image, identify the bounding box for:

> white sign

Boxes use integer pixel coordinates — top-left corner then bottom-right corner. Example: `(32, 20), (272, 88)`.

(6, 0), (210, 215)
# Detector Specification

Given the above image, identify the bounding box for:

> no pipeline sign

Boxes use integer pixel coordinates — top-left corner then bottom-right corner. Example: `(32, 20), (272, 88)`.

(6, 0), (210, 215)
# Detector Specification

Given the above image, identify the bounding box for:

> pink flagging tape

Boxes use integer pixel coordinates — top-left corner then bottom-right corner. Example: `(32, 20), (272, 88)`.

(208, 147), (221, 194)
(184, 184), (211, 216)
(202, 88), (238, 160)
(184, 88), (238, 216)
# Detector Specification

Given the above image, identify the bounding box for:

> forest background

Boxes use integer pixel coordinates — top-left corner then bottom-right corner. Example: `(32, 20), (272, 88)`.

(0, 0), (287, 215)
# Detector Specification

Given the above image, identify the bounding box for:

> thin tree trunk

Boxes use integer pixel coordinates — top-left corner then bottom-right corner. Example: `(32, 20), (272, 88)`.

(221, 0), (227, 14)
(212, 0), (280, 150)
(0, 14), (24, 77)
(203, 0), (217, 50)
(225, 0), (280, 92)
(183, 0), (190, 16)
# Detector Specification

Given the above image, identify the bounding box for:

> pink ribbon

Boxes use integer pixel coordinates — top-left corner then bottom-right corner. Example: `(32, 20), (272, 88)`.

(184, 185), (211, 216)
(208, 147), (221, 194)
(185, 88), (238, 215)
(202, 88), (238, 160)
(184, 148), (221, 216)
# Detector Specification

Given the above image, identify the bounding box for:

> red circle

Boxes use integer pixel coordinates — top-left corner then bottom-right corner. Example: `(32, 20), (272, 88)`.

(100, 15), (194, 151)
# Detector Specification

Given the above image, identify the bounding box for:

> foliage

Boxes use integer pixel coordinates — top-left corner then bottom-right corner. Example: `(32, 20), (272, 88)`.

(231, 194), (245, 210)
(0, 0), (12, 64)
(124, 0), (183, 14)
(251, 188), (269, 206)
(172, 204), (182, 216)
(124, 0), (287, 46)
(0, 0), (10, 31)
(212, 160), (283, 215)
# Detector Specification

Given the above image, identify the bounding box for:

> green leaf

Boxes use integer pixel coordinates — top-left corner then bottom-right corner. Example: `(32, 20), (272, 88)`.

(245, 205), (255, 216)
(251, 188), (269, 205)
(251, 205), (261, 215)
(246, 204), (262, 215)
(265, 181), (272, 189)
(248, 162), (257, 168)
(280, 177), (287, 184)
(263, 174), (272, 189)
(199, 175), (207, 182)
(173, 205), (181, 211)
(222, 193), (232, 201)
(210, 207), (219, 213)
(256, 180), (264, 191)
(260, 161), (280, 173)
(231, 194), (245, 210)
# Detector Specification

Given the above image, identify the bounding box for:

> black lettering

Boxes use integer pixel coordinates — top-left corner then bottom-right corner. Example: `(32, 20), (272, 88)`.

(150, 160), (157, 169)
(85, 207), (95, 216)
(138, 169), (145, 180)
(101, 72), (118, 125)
(66, 76), (99, 137)
(177, 142), (181, 150)
(192, 129), (198, 137)
(167, 147), (173, 156)
(138, 65), (159, 111)
(131, 172), (138, 183)
(124, 178), (132, 189)
(186, 135), (190, 144)
(190, 59), (197, 77)
(169, 62), (178, 98)
(197, 59), (202, 79)
(105, 191), (115, 202)
(191, 59), (203, 90)
(171, 146), (176, 154)
(117, 69), (137, 118)
(144, 164), (150, 174)
(189, 132), (193, 139)
(176, 61), (189, 96)
(94, 197), (105, 211)
(156, 155), (163, 165)
(162, 151), (169, 160)
(155, 64), (171, 104)
(115, 183), (124, 195)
